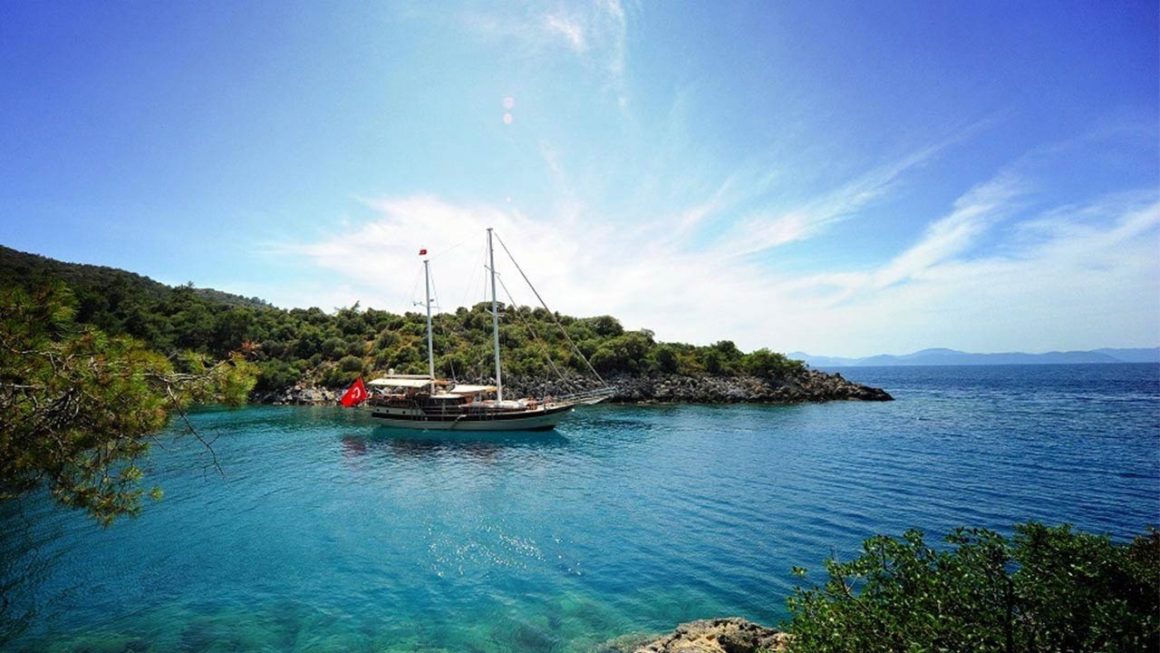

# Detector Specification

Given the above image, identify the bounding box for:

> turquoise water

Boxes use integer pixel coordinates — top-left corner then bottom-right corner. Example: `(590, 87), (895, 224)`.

(3, 364), (1158, 651)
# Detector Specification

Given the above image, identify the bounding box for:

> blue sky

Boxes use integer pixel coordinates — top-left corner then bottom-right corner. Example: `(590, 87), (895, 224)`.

(1, 1), (1157, 356)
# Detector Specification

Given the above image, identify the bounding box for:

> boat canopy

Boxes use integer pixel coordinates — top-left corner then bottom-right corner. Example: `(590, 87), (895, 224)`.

(368, 377), (434, 388)
(447, 384), (496, 394)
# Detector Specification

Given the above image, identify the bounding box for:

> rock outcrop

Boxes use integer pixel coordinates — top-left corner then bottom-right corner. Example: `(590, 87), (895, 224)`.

(504, 369), (892, 405)
(602, 618), (790, 653)
(253, 385), (341, 406)
(254, 368), (892, 406)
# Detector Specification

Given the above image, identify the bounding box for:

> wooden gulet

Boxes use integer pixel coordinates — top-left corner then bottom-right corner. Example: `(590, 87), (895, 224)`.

(363, 228), (611, 431)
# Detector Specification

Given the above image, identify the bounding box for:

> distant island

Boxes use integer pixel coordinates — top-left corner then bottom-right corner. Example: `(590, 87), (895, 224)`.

(0, 244), (889, 405)
(792, 347), (1160, 369)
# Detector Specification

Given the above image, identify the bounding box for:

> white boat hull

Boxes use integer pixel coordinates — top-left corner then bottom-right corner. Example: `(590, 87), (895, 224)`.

(369, 403), (573, 431)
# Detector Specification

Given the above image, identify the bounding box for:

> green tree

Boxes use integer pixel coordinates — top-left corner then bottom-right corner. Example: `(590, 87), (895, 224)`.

(321, 336), (348, 359)
(0, 285), (257, 525)
(338, 354), (364, 373)
(652, 343), (679, 373)
(211, 307), (255, 357)
(254, 359), (300, 392)
(293, 325), (324, 359)
(701, 349), (724, 374)
(741, 348), (804, 379)
(786, 523), (1160, 652)
(587, 315), (624, 338)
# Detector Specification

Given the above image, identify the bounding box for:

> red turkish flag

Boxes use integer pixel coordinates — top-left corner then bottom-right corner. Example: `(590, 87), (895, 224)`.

(418, 248), (427, 256)
(340, 377), (368, 407)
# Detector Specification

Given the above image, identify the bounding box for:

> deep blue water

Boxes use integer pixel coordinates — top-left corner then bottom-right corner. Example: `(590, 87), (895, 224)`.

(3, 364), (1158, 652)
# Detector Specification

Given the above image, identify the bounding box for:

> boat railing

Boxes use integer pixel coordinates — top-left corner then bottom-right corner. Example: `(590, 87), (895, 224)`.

(555, 386), (618, 405)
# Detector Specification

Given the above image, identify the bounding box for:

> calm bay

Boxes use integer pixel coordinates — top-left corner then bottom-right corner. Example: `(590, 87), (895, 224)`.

(3, 364), (1157, 651)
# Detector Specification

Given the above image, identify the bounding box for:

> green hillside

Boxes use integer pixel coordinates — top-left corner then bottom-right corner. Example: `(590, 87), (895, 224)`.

(0, 245), (802, 393)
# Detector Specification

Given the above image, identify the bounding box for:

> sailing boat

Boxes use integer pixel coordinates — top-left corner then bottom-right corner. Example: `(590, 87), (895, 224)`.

(365, 228), (612, 431)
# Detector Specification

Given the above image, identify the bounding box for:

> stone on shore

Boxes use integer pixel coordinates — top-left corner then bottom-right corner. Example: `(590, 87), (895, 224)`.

(253, 385), (340, 405)
(602, 618), (790, 653)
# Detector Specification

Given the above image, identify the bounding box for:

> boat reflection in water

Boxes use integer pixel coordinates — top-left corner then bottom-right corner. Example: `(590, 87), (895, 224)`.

(339, 430), (569, 462)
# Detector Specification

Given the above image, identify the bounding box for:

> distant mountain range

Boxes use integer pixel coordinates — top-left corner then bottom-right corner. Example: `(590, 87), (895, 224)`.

(790, 347), (1160, 368)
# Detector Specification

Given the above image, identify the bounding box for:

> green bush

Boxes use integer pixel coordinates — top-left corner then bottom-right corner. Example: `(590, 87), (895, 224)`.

(700, 349), (724, 374)
(320, 364), (360, 388)
(338, 355), (364, 373)
(786, 523), (1160, 652)
(321, 336), (347, 359)
(742, 348), (804, 379)
(255, 359), (300, 392)
(374, 329), (399, 350)
(652, 344), (679, 373)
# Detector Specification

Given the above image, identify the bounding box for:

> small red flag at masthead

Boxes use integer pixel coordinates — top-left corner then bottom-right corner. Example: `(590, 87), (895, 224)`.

(418, 248), (427, 256)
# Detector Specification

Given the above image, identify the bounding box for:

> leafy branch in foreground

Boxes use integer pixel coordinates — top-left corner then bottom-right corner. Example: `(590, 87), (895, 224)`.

(0, 284), (257, 525)
(786, 522), (1159, 652)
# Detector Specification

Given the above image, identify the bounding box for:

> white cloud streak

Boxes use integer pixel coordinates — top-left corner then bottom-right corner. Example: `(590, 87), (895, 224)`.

(458, 1), (629, 105)
(545, 13), (586, 52)
(757, 190), (1160, 355)
(688, 141), (948, 258)
(870, 173), (1023, 289)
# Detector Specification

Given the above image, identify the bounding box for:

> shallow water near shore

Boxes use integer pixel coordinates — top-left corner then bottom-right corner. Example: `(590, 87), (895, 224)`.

(4, 364), (1158, 651)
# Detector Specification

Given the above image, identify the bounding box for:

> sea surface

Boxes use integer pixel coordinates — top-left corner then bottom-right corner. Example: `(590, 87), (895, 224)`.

(3, 364), (1158, 652)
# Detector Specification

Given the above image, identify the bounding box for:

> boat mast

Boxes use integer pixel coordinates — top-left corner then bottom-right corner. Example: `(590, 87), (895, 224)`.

(487, 228), (503, 402)
(424, 256), (436, 393)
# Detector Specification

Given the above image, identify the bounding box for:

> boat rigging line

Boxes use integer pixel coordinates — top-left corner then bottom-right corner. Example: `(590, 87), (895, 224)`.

(493, 232), (607, 386)
(494, 272), (583, 392)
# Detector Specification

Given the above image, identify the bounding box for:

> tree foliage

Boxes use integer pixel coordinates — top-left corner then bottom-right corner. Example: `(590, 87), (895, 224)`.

(742, 348), (805, 379)
(1, 284), (257, 525)
(786, 523), (1160, 652)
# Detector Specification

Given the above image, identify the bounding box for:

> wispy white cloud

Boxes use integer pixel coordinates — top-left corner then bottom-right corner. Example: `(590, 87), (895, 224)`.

(269, 196), (594, 314)
(870, 173), (1023, 289)
(756, 189), (1160, 355)
(664, 173), (740, 240)
(596, 0), (628, 81)
(676, 139), (947, 258)
(545, 13), (587, 52)
(761, 118), (1011, 252)
(540, 12), (584, 52)
(456, 1), (630, 106)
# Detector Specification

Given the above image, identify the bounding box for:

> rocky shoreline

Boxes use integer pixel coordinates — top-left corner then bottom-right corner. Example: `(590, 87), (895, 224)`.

(602, 618), (789, 653)
(255, 368), (892, 406)
(599, 369), (891, 404)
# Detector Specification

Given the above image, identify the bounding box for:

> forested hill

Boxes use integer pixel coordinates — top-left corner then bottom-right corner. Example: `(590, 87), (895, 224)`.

(0, 244), (809, 395)
(0, 245), (271, 311)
